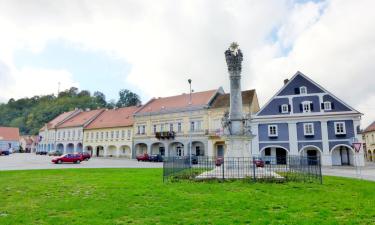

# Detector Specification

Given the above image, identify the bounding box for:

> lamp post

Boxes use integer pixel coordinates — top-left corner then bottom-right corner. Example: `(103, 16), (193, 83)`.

(188, 79), (192, 167)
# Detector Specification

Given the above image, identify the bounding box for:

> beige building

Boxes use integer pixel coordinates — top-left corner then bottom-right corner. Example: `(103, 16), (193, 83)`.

(83, 106), (139, 158)
(363, 121), (375, 162)
(132, 88), (259, 158)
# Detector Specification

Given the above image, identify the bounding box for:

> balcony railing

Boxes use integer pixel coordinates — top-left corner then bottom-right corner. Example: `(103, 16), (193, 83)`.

(155, 131), (175, 140)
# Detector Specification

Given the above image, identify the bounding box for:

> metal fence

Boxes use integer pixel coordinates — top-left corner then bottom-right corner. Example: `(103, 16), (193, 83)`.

(163, 156), (322, 183)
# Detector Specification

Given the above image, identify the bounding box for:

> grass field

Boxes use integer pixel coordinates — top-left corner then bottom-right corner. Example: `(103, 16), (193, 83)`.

(0, 169), (374, 225)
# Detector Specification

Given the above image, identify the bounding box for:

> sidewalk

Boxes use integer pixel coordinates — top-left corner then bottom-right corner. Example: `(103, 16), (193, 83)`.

(321, 162), (375, 181)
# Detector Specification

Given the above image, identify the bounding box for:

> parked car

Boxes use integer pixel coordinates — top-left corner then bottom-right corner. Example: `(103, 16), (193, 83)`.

(254, 159), (265, 168)
(136, 153), (149, 161)
(149, 154), (163, 162)
(36, 150), (48, 155)
(51, 154), (83, 164)
(77, 152), (91, 161)
(48, 151), (63, 156)
(215, 157), (224, 166)
(0, 150), (10, 156)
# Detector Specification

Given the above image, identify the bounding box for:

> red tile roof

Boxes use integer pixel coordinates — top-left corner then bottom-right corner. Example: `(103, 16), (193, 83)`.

(136, 89), (217, 114)
(211, 89), (256, 108)
(40, 110), (78, 130)
(85, 106), (139, 129)
(57, 109), (104, 128)
(0, 127), (20, 141)
(364, 121), (375, 133)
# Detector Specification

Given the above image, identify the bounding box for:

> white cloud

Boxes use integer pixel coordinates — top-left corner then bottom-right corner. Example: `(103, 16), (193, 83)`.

(0, 0), (374, 127)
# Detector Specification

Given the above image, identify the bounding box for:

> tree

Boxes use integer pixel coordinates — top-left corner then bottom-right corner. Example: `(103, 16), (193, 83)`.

(93, 91), (107, 107)
(78, 90), (91, 97)
(116, 89), (141, 108)
(107, 99), (116, 109)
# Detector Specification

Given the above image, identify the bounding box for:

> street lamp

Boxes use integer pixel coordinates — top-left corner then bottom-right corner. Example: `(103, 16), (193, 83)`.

(188, 79), (192, 167)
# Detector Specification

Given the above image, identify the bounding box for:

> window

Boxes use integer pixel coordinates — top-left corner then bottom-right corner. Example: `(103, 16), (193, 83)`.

(86, 133), (89, 139)
(122, 130), (125, 138)
(153, 125), (157, 134)
(190, 121), (195, 131)
(101, 132), (103, 140)
(303, 123), (314, 136)
(300, 86), (307, 94)
(111, 131), (114, 139)
(161, 124), (164, 132)
(281, 104), (289, 113)
(91, 132), (94, 139)
(265, 148), (271, 156)
(324, 101), (332, 110)
(178, 122), (182, 132)
(116, 131), (119, 139)
(302, 101), (312, 113)
(96, 132), (98, 139)
(137, 126), (141, 134)
(127, 130), (131, 139)
(334, 122), (346, 135)
(268, 125), (278, 137)
(142, 125), (146, 134)
(197, 121), (202, 131)
(170, 123), (173, 132)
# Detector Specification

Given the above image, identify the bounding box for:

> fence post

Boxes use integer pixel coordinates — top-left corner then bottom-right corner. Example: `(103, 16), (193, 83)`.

(252, 157), (256, 182)
(319, 158), (323, 184)
(222, 158), (225, 181)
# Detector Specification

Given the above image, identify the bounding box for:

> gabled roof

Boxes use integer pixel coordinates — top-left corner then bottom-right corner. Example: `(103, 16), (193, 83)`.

(255, 71), (361, 117)
(364, 121), (375, 133)
(57, 109), (104, 128)
(40, 110), (79, 131)
(0, 127), (20, 141)
(211, 89), (256, 109)
(135, 89), (219, 115)
(85, 106), (139, 129)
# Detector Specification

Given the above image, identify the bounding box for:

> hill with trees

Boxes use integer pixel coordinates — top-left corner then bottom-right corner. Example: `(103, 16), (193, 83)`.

(0, 87), (141, 135)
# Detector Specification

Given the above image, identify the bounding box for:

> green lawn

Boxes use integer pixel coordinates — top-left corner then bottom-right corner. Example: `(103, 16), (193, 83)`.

(0, 169), (374, 225)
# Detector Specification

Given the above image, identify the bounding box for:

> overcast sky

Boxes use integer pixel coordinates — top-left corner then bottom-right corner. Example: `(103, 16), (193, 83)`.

(0, 0), (374, 127)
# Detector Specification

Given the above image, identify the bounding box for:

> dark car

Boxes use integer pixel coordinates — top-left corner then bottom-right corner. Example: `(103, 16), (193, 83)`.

(77, 152), (91, 161)
(0, 150), (10, 156)
(36, 150), (48, 155)
(51, 154), (83, 164)
(149, 154), (163, 162)
(254, 159), (265, 168)
(136, 153), (149, 162)
(48, 151), (63, 156)
(215, 157), (224, 166)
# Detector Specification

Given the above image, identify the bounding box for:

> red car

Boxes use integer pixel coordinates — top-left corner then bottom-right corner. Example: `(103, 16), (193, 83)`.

(77, 152), (91, 161)
(136, 153), (149, 161)
(215, 157), (224, 166)
(52, 154), (83, 164)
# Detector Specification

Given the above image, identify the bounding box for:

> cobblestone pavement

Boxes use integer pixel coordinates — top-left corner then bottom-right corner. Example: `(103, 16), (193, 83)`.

(0, 153), (162, 171)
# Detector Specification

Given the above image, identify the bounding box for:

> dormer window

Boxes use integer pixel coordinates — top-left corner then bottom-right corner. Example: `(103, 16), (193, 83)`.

(301, 101), (312, 113)
(300, 86), (307, 94)
(268, 125), (278, 137)
(281, 104), (289, 113)
(324, 101), (332, 110)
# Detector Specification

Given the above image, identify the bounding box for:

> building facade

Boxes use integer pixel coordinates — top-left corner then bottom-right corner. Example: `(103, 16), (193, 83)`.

(363, 121), (375, 162)
(0, 127), (20, 151)
(133, 88), (260, 158)
(38, 109), (81, 152)
(20, 135), (39, 153)
(83, 107), (138, 158)
(54, 109), (104, 154)
(251, 72), (364, 166)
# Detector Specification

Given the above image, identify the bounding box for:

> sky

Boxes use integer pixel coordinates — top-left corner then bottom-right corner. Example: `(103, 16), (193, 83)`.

(0, 0), (374, 127)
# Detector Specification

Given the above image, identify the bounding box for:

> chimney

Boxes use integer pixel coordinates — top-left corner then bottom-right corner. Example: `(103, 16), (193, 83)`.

(283, 79), (289, 85)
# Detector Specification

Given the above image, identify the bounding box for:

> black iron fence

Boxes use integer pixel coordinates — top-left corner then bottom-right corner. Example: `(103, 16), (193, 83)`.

(163, 156), (322, 183)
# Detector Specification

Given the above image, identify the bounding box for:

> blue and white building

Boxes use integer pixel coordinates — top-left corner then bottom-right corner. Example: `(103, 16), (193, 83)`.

(251, 71), (364, 166)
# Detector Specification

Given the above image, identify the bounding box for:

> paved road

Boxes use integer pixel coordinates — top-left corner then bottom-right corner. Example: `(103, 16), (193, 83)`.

(0, 153), (162, 171)
(322, 162), (375, 181)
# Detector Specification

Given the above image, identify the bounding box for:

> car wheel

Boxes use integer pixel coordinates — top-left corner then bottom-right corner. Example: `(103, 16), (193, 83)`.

(76, 160), (81, 164)
(58, 160), (62, 164)
(85, 158), (89, 161)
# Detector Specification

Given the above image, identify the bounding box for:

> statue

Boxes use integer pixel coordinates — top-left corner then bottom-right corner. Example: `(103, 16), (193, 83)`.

(225, 42), (243, 72)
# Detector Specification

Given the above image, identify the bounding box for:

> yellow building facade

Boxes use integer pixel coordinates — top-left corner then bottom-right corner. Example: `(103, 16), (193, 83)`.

(363, 121), (375, 162)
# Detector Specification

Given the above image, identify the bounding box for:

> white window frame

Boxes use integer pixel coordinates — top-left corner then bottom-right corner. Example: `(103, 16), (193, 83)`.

(268, 125), (278, 137)
(302, 101), (311, 113)
(178, 122), (182, 133)
(324, 101), (332, 111)
(281, 104), (289, 113)
(303, 123), (314, 136)
(153, 125), (157, 134)
(300, 86), (307, 95)
(190, 121), (195, 132)
(334, 122), (346, 135)
(170, 123), (173, 132)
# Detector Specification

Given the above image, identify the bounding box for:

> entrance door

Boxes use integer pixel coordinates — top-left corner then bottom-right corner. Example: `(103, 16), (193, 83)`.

(217, 145), (224, 157)
(306, 150), (318, 165)
(176, 146), (183, 156)
(276, 148), (287, 164)
(340, 148), (350, 165)
(159, 147), (165, 156)
(96, 148), (100, 157)
(196, 146), (201, 156)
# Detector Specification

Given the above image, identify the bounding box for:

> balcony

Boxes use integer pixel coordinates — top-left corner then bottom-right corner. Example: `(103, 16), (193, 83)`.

(155, 131), (175, 140)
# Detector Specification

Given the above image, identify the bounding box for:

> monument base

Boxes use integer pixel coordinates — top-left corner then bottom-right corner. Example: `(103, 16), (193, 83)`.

(224, 136), (252, 158)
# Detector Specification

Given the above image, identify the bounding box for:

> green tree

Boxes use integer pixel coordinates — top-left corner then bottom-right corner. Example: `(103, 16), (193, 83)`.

(116, 89), (141, 108)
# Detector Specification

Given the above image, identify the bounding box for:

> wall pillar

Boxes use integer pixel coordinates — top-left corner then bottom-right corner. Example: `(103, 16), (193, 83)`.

(321, 120), (332, 166)
(251, 123), (259, 156)
(288, 122), (298, 155)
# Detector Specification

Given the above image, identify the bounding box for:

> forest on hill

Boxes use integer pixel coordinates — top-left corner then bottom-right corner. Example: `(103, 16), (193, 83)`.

(0, 87), (141, 135)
